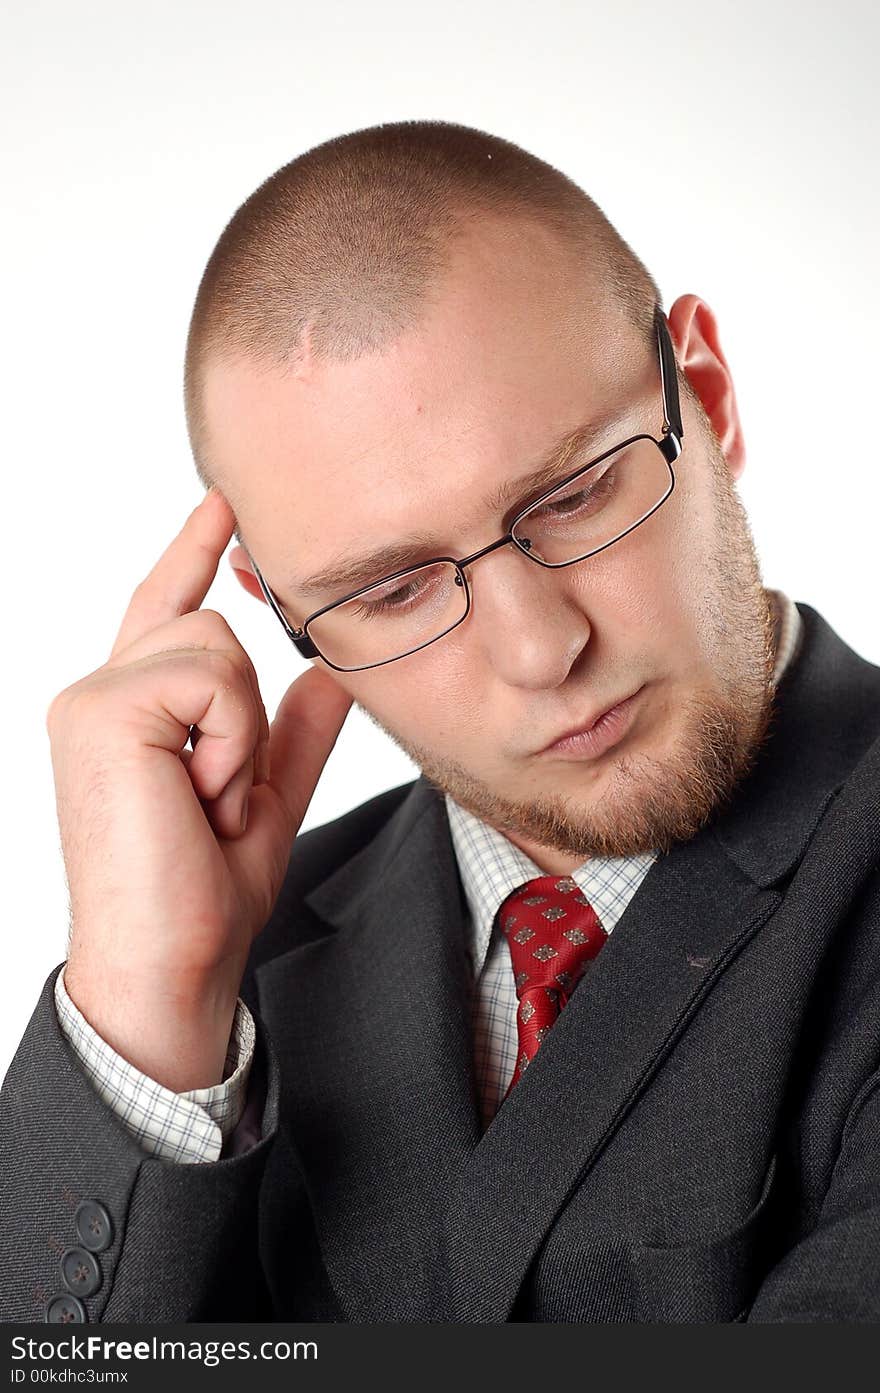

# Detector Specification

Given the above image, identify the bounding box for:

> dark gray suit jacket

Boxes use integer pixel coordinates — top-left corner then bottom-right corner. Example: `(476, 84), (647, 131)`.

(3, 601), (880, 1324)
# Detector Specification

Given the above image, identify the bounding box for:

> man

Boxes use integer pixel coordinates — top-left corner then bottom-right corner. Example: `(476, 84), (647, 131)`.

(2, 120), (879, 1324)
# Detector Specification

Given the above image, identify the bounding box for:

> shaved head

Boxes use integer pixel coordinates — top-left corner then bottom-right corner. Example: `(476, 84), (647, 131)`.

(183, 119), (663, 500)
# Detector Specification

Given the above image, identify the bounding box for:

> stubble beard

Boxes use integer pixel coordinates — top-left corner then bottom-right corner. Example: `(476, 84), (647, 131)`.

(358, 431), (780, 861)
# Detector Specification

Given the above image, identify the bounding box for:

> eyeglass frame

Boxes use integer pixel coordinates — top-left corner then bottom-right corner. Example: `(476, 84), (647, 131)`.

(245, 301), (684, 673)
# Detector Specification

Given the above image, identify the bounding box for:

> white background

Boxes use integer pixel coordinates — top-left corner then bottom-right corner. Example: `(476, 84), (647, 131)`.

(2, 0), (878, 1076)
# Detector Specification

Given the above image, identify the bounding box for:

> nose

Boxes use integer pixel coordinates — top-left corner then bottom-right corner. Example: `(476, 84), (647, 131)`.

(466, 546), (592, 689)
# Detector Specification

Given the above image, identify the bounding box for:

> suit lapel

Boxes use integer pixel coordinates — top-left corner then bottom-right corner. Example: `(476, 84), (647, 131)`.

(256, 778), (482, 1322)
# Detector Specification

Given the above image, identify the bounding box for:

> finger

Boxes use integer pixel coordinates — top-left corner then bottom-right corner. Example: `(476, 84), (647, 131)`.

(191, 709), (270, 787)
(264, 665), (354, 830)
(202, 753), (256, 840)
(179, 660), (262, 803)
(110, 488), (236, 660)
(98, 645), (263, 808)
(190, 647), (270, 772)
(107, 606), (271, 774)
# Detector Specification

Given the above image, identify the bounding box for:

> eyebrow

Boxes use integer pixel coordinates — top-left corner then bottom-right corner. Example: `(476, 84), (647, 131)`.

(285, 405), (627, 600)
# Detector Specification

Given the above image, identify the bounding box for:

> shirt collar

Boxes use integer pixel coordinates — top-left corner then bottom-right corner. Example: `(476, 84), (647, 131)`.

(445, 796), (659, 977)
(445, 589), (804, 977)
(768, 588), (803, 686)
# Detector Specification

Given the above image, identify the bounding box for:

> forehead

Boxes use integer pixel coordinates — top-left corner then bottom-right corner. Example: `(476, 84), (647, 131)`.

(201, 217), (647, 569)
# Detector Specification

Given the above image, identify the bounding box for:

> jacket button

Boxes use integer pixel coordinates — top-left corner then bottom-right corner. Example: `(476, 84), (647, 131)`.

(45, 1293), (87, 1323)
(60, 1247), (102, 1298)
(75, 1199), (113, 1252)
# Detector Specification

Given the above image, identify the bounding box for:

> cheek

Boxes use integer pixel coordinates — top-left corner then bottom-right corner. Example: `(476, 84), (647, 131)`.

(344, 648), (476, 737)
(561, 521), (672, 637)
(606, 471), (712, 629)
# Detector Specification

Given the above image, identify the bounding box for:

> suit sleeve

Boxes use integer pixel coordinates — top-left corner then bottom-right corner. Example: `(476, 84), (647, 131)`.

(747, 1062), (880, 1322)
(0, 963), (281, 1323)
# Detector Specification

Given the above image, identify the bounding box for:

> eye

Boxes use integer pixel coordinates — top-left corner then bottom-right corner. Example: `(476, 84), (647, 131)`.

(348, 567), (442, 620)
(530, 463), (617, 522)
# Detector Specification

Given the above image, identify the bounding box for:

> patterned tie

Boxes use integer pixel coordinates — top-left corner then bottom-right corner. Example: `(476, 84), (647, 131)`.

(498, 874), (607, 1097)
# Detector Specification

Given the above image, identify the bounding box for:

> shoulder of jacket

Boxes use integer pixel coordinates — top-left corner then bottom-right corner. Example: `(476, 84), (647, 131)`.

(290, 778), (419, 888)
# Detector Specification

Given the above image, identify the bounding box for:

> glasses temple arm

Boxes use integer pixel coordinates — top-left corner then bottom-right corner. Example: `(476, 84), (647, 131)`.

(655, 305), (684, 442)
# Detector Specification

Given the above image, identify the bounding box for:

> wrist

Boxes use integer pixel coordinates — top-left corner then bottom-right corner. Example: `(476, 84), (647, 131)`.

(63, 959), (242, 1092)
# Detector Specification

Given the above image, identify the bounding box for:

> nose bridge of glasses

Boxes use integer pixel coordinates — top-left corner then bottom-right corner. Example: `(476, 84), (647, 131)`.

(453, 527), (538, 583)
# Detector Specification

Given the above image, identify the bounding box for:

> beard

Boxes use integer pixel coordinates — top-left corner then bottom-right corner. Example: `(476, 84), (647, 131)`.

(356, 416), (780, 862)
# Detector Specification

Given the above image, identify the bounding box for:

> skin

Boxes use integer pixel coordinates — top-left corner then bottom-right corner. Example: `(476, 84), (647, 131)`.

(48, 490), (353, 1090)
(202, 212), (778, 877)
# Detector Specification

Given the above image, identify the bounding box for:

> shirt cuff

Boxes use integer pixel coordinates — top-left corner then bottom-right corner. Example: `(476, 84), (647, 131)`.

(54, 964), (256, 1165)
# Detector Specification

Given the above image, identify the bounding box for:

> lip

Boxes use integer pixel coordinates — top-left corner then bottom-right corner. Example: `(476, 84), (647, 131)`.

(538, 687), (644, 759)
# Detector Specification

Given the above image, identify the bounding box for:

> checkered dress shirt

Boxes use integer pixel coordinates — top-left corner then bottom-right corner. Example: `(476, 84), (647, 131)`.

(55, 589), (804, 1161)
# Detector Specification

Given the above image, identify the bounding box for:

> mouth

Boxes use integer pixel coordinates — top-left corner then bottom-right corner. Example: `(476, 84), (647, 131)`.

(537, 687), (645, 760)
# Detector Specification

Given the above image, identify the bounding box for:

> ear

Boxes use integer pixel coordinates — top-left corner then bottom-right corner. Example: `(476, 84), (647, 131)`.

(665, 295), (746, 481)
(228, 545), (269, 604)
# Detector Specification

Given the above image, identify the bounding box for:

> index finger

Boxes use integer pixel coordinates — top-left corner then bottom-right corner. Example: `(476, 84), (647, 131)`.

(109, 488), (237, 660)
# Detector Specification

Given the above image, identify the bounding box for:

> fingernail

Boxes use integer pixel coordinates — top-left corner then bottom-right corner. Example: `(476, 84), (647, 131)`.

(240, 799), (249, 833)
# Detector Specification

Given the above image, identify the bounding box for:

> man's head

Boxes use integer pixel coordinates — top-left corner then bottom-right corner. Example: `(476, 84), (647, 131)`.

(184, 120), (776, 874)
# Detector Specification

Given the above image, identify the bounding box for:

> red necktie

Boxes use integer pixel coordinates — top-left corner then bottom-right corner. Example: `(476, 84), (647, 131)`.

(498, 874), (607, 1097)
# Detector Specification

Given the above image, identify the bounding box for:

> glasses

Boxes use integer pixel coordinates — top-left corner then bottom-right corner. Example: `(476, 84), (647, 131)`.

(247, 302), (684, 672)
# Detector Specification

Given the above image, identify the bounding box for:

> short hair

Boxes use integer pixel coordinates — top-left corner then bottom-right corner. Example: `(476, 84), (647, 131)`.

(184, 119), (664, 490)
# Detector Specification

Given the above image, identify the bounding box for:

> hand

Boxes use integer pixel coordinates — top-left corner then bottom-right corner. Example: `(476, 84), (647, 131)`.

(46, 488), (352, 1090)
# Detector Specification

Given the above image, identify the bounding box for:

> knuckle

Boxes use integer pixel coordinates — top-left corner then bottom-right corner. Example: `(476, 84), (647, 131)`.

(196, 617), (256, 676)
(45, 679), (105, 738)
(203, 654), (260, 734)
(198, 608), (236, 641)
(172, 609), (250, 668)
(45, 679), (87, 723)
(205, 647), (246, 687)
(45, 690), (68, 733)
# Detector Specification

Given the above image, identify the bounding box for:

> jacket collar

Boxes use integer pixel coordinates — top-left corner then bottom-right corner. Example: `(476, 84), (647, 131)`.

(712, 602), (880, 886)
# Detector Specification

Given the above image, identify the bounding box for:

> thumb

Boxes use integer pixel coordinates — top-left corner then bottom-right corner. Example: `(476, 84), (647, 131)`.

(265, 664), (354, 830)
